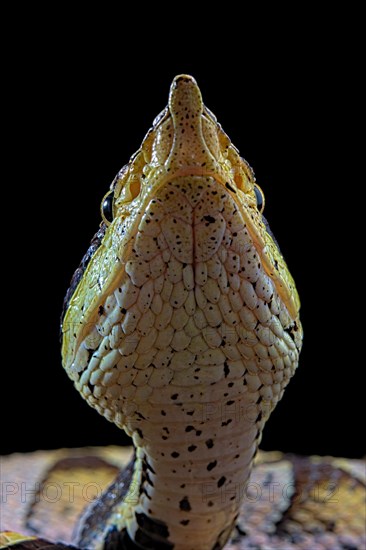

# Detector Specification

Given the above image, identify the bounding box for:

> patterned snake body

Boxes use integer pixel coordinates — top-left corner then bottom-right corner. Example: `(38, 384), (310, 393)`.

(61, 75), (303, 549)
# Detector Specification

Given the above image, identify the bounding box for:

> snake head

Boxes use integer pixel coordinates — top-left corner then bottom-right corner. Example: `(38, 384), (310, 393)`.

(61, 73), (302, 419)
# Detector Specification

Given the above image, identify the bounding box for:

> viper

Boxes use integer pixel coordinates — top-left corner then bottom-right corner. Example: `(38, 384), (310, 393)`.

(60, 75), (303, 549)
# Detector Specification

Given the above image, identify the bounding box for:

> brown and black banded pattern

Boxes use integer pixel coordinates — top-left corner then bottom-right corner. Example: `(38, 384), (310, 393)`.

(1, 449), (364, 549)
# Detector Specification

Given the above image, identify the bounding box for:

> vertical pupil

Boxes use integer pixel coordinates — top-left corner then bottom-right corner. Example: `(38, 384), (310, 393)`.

(254, 186), (264, 212)
(103, 193), (114, 222)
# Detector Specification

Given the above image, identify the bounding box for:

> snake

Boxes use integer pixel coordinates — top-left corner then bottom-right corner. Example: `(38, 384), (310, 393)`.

(2, 74), (365, 550)
(59, 74), (303, 550)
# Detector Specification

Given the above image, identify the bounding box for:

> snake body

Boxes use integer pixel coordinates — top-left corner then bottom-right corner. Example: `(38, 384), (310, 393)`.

(61, 75), (303, 549)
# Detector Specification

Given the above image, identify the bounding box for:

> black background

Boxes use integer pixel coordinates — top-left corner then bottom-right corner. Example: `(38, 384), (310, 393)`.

(3, 19), (362, 459)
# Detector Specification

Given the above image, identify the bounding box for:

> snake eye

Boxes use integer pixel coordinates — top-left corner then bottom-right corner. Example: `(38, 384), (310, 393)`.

(254, 184), (265, 213)
(101, 191), (114, 224)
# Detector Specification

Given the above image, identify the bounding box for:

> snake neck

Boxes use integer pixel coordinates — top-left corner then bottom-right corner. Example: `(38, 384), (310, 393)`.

(97, 405), (260, 550)
(77, 397), (261, 550)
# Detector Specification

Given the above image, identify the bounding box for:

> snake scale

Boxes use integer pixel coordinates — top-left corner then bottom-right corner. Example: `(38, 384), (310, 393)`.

(2, 75), (364, 550)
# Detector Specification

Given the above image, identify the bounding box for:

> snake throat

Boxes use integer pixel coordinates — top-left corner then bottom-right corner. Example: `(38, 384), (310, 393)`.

(61, 75), (303, 550)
